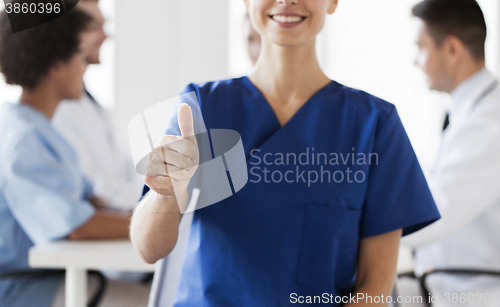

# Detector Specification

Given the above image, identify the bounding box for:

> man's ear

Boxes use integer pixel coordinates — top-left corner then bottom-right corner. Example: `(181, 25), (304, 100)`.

(442, 35), (466, 63)
(327, 0), (339, 15)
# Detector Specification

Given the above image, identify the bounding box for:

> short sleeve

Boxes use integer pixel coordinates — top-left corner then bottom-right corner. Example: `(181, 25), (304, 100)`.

(2, 132), (96, 245)
(360, 107), (440, 238)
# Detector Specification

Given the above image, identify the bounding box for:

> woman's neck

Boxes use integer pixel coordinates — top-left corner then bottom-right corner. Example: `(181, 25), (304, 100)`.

(248, 38), (331, 105)
(20, 81), (61, 120)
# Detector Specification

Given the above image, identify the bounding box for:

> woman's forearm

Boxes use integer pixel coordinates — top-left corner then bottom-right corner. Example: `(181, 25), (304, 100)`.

(129, 104), (197, 263)
(130, 190), (188, 264)
(345, 229), (401, 306)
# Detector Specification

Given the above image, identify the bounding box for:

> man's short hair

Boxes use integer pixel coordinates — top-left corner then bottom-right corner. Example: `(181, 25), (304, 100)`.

(0, 6), (92, 89)
(412, 0), (487, 61)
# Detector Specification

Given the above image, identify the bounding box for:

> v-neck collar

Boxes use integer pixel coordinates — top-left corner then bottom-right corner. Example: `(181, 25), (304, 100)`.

(237, 77), (336, 158)
(241, 76), (335, 129)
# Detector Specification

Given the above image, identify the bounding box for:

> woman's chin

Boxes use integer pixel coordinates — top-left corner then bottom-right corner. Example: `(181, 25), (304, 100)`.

(272, 39), (313, 49)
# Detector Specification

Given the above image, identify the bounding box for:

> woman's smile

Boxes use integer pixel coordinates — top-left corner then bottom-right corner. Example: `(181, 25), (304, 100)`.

(268, 13), (307, 28)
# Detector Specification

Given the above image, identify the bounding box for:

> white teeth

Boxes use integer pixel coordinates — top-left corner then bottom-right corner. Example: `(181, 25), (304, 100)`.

(272, 15), (303, 23)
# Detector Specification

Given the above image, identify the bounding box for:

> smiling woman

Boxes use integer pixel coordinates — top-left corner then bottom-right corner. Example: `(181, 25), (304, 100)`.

(130, 0), (441, 306)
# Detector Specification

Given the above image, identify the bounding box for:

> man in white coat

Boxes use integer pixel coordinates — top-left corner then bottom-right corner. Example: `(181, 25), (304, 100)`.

(52, 0), (143, 211)
(401, 0), (500, 306)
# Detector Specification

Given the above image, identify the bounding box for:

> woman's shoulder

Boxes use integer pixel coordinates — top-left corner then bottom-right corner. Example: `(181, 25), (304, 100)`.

(332, 81), (397, 123)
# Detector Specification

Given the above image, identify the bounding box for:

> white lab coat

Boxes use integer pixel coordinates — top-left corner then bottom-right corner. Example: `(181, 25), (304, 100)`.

(401, 69), (500, 307)
(52, 93), (144, 211)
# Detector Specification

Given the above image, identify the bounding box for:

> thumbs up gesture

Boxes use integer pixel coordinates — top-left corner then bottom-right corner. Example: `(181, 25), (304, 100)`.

(144, 103), (199, 200)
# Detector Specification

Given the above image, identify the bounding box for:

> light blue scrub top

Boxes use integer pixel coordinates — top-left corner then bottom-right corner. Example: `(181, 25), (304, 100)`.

(0, 103), (96, 307)
(149, 78), (441, 306)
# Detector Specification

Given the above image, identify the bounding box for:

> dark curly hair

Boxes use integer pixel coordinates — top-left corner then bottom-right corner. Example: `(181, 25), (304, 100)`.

(0, 5), (92, 89)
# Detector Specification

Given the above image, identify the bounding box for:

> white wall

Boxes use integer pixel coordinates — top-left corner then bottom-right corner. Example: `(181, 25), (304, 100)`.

(113, 0), (229, 135)
(497, 1), (500, 75)
(478, 0), (499, 76)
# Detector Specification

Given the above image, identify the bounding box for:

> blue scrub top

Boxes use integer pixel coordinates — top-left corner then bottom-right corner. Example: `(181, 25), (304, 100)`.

(0, 103), (95, 307)
(151, 77), (440, 306)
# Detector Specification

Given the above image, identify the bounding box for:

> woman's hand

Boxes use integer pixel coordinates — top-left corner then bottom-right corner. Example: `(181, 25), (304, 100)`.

(143, 103), (199, 212)
(130, 103), (199, 263)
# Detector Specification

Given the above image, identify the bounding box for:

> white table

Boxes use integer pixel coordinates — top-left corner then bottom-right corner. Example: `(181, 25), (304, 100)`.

(29, 239), (156, 307)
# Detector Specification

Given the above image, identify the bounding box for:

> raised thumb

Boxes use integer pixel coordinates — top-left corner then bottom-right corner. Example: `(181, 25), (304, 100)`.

(178, 103), (194, 139)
